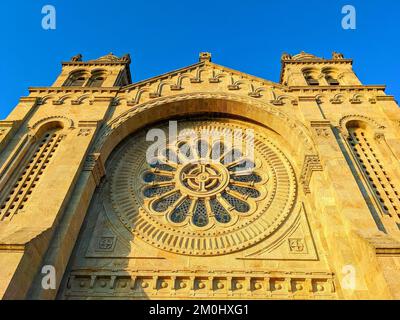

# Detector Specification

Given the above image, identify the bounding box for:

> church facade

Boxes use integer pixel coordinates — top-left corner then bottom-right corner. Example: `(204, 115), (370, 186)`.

(0, 51), (399, 299)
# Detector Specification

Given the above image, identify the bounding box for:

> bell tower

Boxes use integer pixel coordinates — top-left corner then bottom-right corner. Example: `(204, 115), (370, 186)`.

(0, 53), (132, 300)
(280, 51), (361, 87)
(52, 53), (132, 87)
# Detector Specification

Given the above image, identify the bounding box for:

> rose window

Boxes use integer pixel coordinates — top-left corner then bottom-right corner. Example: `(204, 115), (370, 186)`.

(142, 138), (264, 228)
(109, 120), (297, 255)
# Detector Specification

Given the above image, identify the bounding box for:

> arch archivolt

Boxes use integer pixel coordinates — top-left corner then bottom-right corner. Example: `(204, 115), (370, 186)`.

(28, 115), (74, 137)
(92, 92), (318, 178)
(338, 114), (385, 133)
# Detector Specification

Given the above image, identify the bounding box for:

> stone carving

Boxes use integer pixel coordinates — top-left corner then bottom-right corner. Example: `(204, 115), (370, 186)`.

(315, 128), (330, 137)
(291, 51), (322, 61)
(63, 270), (335, 299)
(121, 54), (131, 63)
(300, 155), (323, 194)
(330, 95), (344, 104)
(248, 84), (265, 98)
(208, 70), (225, 83)
(141, 135), (268, 228)
(374, 132), (385, 142)
(199, 52), (211, 62)
(97, 236), (116, 251)
(77, 129), (92, 137)
(288, 238), (305, 252)
(190, 66), (206, 83)
(83, 153), (105, 185)
(70, 54), (82, 62)
(108, 120), (297, 256)
(281, 52), (292, 61)
(332, 52), (344, 60)
(349, 95), (363, 104)
(92, 53), (130, 63)
(311, 120), (332, 138)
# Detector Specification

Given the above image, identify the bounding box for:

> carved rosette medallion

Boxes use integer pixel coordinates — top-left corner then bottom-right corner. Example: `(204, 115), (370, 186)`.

(108, 120), (297, 255)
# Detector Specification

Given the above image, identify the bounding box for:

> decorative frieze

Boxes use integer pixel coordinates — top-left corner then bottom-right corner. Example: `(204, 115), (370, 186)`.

(349, 96), (362, 104)
(64, 270), (336, 299)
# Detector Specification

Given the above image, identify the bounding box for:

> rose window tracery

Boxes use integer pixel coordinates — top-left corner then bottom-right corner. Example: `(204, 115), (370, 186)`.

(142, 138), (264, 228)
(108, 120), (297, 255)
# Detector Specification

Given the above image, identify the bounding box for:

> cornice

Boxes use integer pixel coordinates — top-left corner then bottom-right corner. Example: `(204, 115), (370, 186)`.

(288, 85), (386, 92)
(29, 87), (121, 94)
(19, 96), (39, 104)
(280, 58), (353, 83)
(282, 59), (353, 65)
(0, 244), (26, 252)
(61, 61), (129, 67)
(376, 95), (395, 101)
(78, 120), (101, 128)
(310, 120), (331, 127)
(0, 120), (18, 127)
(298, 96), (317, 102)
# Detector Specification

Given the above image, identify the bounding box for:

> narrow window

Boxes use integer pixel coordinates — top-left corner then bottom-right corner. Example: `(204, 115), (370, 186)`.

(63, 71), (88, 86)
(347, 124), (400, 226)
(0, 129), (63, 221)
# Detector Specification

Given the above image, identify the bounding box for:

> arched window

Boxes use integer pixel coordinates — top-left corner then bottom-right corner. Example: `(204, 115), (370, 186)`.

(0, 127), (64, 221)
(63, 70), (89, 87)
(88, 76), (105, 87)
(322, 68), (340, 85)
(87, 70), (107, 87)
(346, 121), (400, 227)
(302, 69), (319, 86)
(325, 74), (339, 85)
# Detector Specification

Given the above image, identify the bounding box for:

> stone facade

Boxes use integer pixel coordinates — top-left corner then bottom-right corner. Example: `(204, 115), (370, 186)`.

(0, 51), (399, 299)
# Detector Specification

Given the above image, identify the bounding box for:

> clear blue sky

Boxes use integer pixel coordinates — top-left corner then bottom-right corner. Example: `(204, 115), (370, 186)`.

(0, 0), (399, 119)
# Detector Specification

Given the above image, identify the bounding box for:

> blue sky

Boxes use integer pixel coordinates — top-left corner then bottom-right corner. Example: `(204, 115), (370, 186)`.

(0, 0), (399, 119)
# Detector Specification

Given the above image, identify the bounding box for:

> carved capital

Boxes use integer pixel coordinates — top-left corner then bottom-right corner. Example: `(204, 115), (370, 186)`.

(83, 153), (105, 185)
(310, 120), (332, 138)
(300, 155), (323, 194)
(374, 131), (385, 143)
